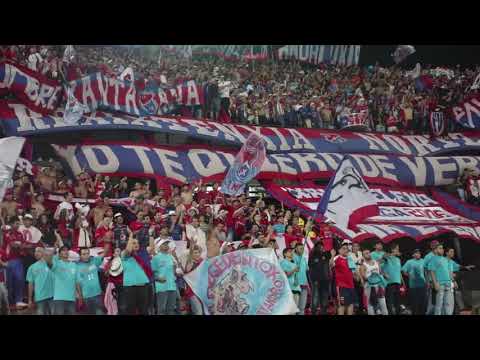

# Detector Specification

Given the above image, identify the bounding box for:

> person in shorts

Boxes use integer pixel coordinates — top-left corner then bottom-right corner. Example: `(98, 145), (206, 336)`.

(330, 243), (355, 315)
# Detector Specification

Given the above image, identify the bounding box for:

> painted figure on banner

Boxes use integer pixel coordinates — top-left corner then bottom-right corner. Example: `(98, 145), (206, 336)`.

(63, 87), (90, 125)
(221, 133), (266, 196)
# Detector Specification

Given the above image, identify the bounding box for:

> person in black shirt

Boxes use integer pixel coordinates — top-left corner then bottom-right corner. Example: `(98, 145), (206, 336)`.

(308, 242), (332, 315)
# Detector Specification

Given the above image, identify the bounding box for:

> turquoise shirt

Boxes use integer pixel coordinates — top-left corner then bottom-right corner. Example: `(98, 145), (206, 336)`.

(423, 251), (436, 282)
(280, 259), (300, 292)
(427, 255), (452, 285)
(151, 252), (176, 293)
(26, 260), (54, 302)
(401, 259), (426, 288)
(371, 251), (385, 262)
(382, 255), (402, 285)
(272, 224), (286, 235)
(293, 253), (308, 286)
(51, 255), (77, 302)
(76, 257), (103, 299)
(448, 259), (461, 273)
(347, 254), (358, 271)
(121, 255), (150, 287)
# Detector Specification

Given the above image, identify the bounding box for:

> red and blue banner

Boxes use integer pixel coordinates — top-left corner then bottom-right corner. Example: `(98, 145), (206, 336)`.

(51, 142), (480, 188)
(0, 62), (63, 115)
(3, 102), (480, 157)
(67, 73), (203, 117)
(263, 182), (480, 243)
(452, 93), (480, 129)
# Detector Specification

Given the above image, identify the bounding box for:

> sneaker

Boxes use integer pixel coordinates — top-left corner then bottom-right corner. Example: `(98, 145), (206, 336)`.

(16, 302), (28, 309)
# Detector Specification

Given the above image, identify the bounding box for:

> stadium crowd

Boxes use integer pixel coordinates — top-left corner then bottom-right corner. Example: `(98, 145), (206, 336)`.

(0, 160), (475, 315)
(1, 45), (479, 133)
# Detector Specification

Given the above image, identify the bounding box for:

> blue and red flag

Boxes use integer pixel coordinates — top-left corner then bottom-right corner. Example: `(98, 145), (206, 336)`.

(221, 133), (266, 196)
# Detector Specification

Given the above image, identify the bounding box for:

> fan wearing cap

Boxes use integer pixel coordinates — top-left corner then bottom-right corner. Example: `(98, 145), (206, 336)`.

(151, 238), (177, 315)
(401, 249), (426, 315)
(112, 213), (132, 251)
(18, 213), (43, 268)
(47, 245), (78, 315)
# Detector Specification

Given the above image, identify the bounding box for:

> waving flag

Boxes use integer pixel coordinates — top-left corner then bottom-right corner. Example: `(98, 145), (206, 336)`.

(221, 133), (266, 196)
(63, 86), (90, 125)
(316, 155), (379, 231)
(63, 45), (76, 64)
(471, 73), (480, 91)
(430, 109), (447, 137)
(183, 248), (298, 315)
(392, 45), (416, 64)
(0, 137), (26, 201)
(406, 63), (422, 79)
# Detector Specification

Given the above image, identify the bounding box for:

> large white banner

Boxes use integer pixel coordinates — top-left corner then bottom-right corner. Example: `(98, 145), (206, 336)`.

(278, 45), (361, 66)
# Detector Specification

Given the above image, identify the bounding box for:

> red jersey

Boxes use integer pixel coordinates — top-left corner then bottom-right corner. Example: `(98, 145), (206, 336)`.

(284, 233), (302, 249)
(334, 256), (354, 289)
(2, 229), (25, 260)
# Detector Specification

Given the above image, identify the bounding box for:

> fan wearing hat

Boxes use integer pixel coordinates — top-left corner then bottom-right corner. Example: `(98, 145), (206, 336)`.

(151, 238), (177, 315)
(112, 213), (132, 251)
(401, 249), (426, 315)
(47, 245), (78, 315)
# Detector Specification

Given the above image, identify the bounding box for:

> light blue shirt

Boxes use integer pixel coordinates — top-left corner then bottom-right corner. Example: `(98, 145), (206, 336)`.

(51, 255), (77, 302)
(272, 224), (286, 235)
(371, 251), (385, 262)
(293, 253), (308, 286)
(427, 255), (452, 285)
(401, 259), (426, 288)
(382, 255), (402, 285)
(448, 259), (461, 273)
(121, 255), (150, 287)
(26, 260), (54, 302)
(151, 252), (176, 293)
(76, 257), (103, 299)
(280, 259), (300, 292)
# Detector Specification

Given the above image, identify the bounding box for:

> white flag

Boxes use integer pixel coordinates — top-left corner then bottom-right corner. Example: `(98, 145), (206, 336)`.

(63, 87), (90, 125)
(406, 63), (422, 79)
(0, 137), (26, 201)
(471, 73), (480, 90)
(316, 155), (379, 232)
(63, 45), (76, 64)
(392, 45), (416, 64)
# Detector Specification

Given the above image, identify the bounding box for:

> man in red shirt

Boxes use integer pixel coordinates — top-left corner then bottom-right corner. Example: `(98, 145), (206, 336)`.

(2, 217), (28, 310)
(330, 243), (355, 315)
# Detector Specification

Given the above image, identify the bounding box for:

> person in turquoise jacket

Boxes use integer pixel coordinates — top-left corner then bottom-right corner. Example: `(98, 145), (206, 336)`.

(121, 237), (151, 315)
(76, 248), (104, 315)
(151, 239), (177, 315)
(48, 246), (78, 315)
(280, 248), (300, 297)
(26, 247), (54, 315)
(293, 242), (309, 315)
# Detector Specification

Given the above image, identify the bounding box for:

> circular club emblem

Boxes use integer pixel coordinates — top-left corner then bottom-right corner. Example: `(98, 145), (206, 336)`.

(138, 91), (159, 115)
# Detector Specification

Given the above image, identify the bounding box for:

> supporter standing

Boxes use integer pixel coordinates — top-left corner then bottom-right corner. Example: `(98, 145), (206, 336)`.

(359, 248), (388, 315)
(151, 239), (177, 315)
(293, 242), (309, 315)
(308, 242), (331, 315)
(26, 247), (54, 315)
(382, 244), (404, 315)
(330, 244), (355, 315)
(49, 245), (78, 315)
(401, 249), (426, 315)
(427, 244), (454, 315)
(76, 247), (105, 315)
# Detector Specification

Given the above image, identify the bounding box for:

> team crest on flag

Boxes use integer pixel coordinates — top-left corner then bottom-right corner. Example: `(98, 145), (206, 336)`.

(221, 133), (266, 196)
(138, 90), (159, 115)
(316, 155), (379, 231)
(430, 110), (446, 137)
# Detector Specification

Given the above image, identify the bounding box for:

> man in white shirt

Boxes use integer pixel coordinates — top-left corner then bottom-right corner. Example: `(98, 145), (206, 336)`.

(218, 78), (232, 114)
(18, 214), (43, 246)
(27, 47), (43, 72)
(185, 216), (206, 255)
(54, 192), (74, 222)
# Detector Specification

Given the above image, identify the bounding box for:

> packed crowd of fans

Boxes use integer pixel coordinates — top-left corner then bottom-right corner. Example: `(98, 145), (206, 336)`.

(0, 159), (475, 315)
(1, 45), (479, 133)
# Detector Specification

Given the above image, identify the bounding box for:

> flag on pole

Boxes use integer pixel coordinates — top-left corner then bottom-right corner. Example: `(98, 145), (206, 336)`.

(471, 73), (480, 91)
(316, 155), (379, 231)
(0, 137), (26, 202)
(392, 45), (416, 64)
(406, 63), (422, 79)
(63, 45), (76, 64)
(63, 86), (90, 125)
(221, 133), (266, 196)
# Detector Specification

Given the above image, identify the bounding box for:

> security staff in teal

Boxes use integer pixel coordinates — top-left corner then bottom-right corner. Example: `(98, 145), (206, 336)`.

(76, 248), (105, 315)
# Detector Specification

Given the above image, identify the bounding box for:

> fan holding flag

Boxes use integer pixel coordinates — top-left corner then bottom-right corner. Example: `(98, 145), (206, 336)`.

(316, 155), (379, 233)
